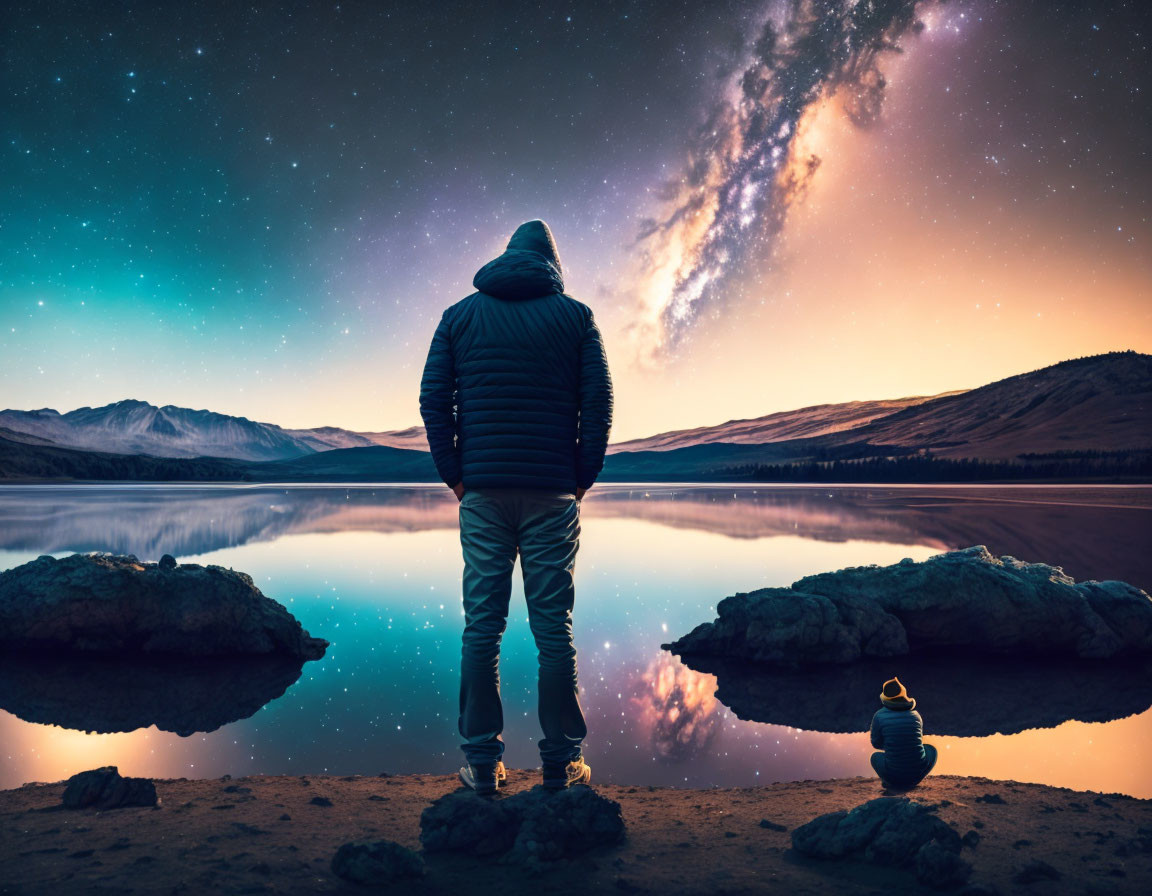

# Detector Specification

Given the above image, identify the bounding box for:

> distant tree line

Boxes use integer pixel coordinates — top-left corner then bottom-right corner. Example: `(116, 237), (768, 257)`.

(718, 449), (1152, 483)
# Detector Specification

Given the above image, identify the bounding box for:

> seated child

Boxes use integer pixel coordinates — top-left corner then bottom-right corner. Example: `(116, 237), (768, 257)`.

(869, 677), (938, 789)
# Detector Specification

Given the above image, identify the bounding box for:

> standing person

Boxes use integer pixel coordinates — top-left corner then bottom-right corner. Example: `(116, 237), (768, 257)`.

(419, 219), (613, 795)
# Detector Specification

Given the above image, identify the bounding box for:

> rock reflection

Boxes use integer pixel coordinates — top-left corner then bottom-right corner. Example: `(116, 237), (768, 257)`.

(0, 652), (308, 736)
(676, 653), (1152, 737)
(631, 652), (722, 760)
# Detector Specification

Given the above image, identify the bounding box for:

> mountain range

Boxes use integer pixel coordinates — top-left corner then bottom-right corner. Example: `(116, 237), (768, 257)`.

(1, 351), (1148, 482)
(0, 400), (422, 462)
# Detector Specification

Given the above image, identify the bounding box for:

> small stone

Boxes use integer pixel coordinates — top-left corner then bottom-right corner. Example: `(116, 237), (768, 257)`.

(961, 830), (981, 849)
(330, 839), (424, 885)
(309, 796), (333, 807)
(159, 554), (177, 570)
(62, 767), (157, 810)
(759, 819), (788, 832)
(975, 793), (1005, 805)
(1013, 860), (1062, 884)
(915, 840), (973, 888)
(420, 785), (624, 864)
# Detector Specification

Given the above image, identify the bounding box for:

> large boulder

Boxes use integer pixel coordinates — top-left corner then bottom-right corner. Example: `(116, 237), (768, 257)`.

(792, 797), (971, 888)
(0, 553), (327, 659)
(420, 785), (625, 865)
(665, 546), (1152, 664)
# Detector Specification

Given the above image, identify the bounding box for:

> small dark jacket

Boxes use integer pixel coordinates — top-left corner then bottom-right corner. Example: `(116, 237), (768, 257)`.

(418, 219), (613, 491)
(869, 697), (928, 782)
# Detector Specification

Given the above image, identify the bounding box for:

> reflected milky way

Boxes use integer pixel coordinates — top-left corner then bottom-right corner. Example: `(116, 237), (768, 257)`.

(1, 484), (1150, 796)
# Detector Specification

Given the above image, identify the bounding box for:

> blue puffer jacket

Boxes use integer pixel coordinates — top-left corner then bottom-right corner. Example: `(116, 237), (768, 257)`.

(419, 219), (613, 492)
(869, 696), (928, 782)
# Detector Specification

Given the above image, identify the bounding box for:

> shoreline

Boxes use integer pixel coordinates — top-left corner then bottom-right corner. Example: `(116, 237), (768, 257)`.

(3, 772), (1150, 894)
(1, 480), (1151, 489)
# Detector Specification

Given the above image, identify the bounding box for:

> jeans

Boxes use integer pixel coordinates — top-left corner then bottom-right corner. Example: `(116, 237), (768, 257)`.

(871, 743), (938, 788)
(457, 487), (587, 767)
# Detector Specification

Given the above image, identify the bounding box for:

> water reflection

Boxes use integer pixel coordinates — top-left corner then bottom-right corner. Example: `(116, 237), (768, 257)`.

(0, 485), (1149, 796)
(1, 484), (1148, 588)
(677, 654), (1152, 737)
(0, 653), (306, 737)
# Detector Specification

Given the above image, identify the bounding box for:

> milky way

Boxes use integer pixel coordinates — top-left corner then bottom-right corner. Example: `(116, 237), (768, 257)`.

(629, 0), (932, 358)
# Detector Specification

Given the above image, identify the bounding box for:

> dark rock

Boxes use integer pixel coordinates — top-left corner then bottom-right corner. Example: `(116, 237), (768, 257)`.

(420, 785), (625, 864)
(309, 796), (333, 807)
(664, 547), (1152, 664)
(0, 652), (307, 737)
(420, 790), (522, 856)
(62, 767), (157, 810)
(961, 830), (981, 848)
(759, 819), (788, 832)
(1013, 860), (1062, 884)
(793, 797), (969, 887)
(0, 552), (328, 659)
(158, 554), (177, 570)
(975, 794), (1005, 805)
(330, 840), (424, 885)
(915, 840), (973, 889)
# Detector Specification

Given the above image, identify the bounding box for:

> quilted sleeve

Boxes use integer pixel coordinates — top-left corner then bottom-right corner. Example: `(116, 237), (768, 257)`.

(418, 309), (462, 486)
(576, 310), (613, 489)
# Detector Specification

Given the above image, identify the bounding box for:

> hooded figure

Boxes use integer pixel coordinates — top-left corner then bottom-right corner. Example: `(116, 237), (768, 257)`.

(419, 219), (613, 794)
(420, 219), (612, 491)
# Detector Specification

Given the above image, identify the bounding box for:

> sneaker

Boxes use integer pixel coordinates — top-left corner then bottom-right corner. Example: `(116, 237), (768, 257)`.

(458, 760), (507, 795)
(542, 756), (591, 789)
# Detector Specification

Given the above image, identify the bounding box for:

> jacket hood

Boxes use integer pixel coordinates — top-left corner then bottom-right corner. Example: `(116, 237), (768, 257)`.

(881, 696), (916, 711)
(472, 219), (565, 300)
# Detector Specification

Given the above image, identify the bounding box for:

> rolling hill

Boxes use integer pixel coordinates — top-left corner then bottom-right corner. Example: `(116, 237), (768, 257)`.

(607, 393), (964, 453)
(1, 352), (1148, 482)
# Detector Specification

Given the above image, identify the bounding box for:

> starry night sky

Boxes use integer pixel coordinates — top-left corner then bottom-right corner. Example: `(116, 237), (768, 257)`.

(1, 0), (1149, 438)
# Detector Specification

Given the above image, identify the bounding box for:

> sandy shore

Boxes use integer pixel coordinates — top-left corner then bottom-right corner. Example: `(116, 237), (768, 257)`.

(2, 771), (1150, 894)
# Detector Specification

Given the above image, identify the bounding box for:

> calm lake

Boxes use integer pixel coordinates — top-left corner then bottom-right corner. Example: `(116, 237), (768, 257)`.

(2, 484), (1151, 796)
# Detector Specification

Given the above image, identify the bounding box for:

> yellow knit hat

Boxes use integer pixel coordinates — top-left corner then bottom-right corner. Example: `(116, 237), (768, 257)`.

(880, 677), (907, 701)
